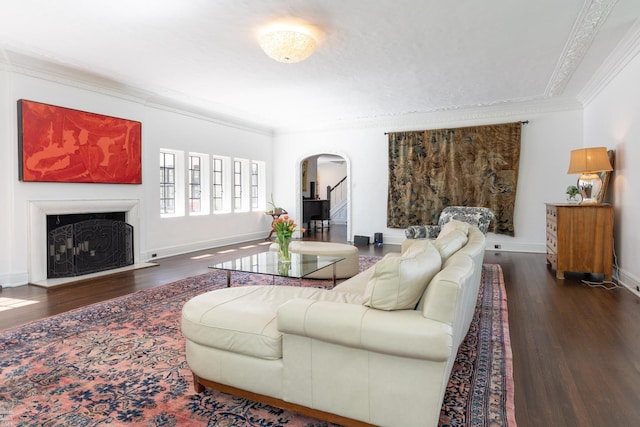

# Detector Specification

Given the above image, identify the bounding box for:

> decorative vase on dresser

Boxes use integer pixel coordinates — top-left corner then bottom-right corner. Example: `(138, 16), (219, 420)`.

(545, 203), (613, 280)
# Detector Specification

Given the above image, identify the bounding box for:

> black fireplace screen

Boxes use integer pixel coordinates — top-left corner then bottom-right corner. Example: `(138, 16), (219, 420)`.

(48, 219), (134, 278)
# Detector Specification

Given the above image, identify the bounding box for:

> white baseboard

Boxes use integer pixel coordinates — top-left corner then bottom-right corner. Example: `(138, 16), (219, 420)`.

(1, 231), (270, 288)
(484, 241), (546, 253)
(0, 272), (29, 288)
(1, 264), (158, 289)
(141, 231), (269, 261)
(30, 263), (157, 288)
(616, 267), (640, 298)
(383, 236), (547, 254)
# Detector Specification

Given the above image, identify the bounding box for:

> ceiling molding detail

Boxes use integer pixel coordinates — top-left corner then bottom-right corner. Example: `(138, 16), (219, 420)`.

(2, 2), (638, 134)
(546, 0), (618, 97)
(0, 49), (274, 136)
(578, 16), (640, 106)
(3, 47), (582, 136)
(276, 98), (583, 135)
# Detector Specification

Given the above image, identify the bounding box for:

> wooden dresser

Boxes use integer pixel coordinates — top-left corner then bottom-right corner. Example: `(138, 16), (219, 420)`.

(545, 203), (613, 280)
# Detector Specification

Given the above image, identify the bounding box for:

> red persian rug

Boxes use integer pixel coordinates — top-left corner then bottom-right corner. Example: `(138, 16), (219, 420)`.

(0, 258), (515, 426)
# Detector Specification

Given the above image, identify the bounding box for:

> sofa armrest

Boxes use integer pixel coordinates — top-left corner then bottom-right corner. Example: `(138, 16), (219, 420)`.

(405, 225), (440, 239)
(277, 299), (452, 361)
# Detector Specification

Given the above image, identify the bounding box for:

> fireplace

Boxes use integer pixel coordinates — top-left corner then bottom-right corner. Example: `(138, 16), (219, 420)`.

(28, 199), (143, 287)
(47, 212), (134, 278)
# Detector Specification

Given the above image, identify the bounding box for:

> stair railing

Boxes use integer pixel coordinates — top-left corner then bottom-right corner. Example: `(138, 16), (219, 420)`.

(327, 176), (347, 208)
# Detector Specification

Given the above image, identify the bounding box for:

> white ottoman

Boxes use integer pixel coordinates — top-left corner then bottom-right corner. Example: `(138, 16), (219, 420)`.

(269, 241), (359, 279)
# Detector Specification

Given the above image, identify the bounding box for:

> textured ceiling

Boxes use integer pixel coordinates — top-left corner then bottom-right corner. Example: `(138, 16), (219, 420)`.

(1, 0), (639, 132)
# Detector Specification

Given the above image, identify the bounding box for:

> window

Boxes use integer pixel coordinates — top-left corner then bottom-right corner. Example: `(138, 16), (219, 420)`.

(212, 157), (223, 212)
(160, 152), (175, 215)
(233, 158), (251, 212)
(188, 155), (201, 213)
(233, 160), (243, 211)
(189, 153), (210, 215)
(160, 149), (185, 217)
(251, 160), (266, 211)
(159, 151), (263, 218)
(212, 156), (231, 213)
(251, 162), (259, 209)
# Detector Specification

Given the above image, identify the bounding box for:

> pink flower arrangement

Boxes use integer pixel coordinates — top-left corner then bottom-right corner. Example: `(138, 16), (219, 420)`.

(272, 215), (305, 238)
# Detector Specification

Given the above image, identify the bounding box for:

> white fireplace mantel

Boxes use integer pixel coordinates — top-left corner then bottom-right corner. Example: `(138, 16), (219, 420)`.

(28, 199), (148, 287)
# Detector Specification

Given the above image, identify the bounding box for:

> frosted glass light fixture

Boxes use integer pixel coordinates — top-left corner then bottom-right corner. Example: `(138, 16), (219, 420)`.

(567, 147), (613, 204)
(258, 21), (319, 63)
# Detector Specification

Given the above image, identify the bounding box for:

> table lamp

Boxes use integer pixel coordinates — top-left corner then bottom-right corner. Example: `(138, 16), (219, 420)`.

(567, 147), (613, 204)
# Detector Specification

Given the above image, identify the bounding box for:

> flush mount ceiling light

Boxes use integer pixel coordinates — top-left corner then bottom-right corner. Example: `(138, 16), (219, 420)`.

(258, 21), (319, 63)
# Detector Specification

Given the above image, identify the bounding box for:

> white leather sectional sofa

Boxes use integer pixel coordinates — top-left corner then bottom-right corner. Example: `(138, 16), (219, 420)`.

(181, 220), (486, 426)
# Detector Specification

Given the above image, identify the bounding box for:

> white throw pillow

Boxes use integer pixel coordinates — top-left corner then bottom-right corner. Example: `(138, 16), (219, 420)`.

(439, 219), (471, 237)
(363, 241), (442, 310)
(433, 229), (469, 261)
(400, 238), (434, 255)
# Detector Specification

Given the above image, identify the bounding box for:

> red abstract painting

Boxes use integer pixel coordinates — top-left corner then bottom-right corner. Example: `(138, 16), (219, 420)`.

(18, 100), (142, 184)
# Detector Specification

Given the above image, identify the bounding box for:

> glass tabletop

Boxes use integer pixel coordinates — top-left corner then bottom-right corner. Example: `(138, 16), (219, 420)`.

(210, 251), (344, 279)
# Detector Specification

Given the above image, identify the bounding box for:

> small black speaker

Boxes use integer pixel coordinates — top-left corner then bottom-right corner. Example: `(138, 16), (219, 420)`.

(374, 232), (383, 247)
(354, 235), (370, 246)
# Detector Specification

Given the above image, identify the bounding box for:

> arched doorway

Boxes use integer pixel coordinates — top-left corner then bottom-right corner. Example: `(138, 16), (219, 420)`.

(298, 153), (350, 242)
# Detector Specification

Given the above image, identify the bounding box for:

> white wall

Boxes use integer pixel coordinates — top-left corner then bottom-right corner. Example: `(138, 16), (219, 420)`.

(0, 68), (15, 286)
(273, 109), (583, 250)
(0, 70), (273, 287)
(141, 106), (273, 257)
(584, 50), (640, 292)
(318, 156), (347, 199)
(301, 154), (347, 200)
(5, 57), (636, 290)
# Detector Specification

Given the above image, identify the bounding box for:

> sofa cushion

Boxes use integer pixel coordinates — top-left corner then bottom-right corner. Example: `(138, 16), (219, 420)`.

(439, 219), (471, 236)
(182, 286), (363, 360)
(333, 265), (375, 296)
(418, 253), (474, 329)
(363, 241), (442, 310)
(400, 238), (427, 255)
(433, 229), (468, 261)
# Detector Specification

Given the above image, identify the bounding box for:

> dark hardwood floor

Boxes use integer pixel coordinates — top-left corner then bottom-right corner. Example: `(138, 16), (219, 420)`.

(2, 224), (639, 426)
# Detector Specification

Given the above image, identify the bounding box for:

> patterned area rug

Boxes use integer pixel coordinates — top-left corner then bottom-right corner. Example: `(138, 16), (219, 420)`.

(0, 258), (515, 426)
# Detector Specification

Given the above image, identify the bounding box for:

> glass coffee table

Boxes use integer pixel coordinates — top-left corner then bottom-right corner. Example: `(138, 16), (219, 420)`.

(210, 251), (345, 287)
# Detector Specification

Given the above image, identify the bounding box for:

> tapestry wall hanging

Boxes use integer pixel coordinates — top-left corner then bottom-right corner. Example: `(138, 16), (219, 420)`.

(18, 99), (142, 184)
(387, 122), (522, 235)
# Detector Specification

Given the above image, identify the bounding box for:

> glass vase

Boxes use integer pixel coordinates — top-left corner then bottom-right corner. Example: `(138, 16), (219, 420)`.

(278, 260), (291, 276)
(277, 234), (291, 262)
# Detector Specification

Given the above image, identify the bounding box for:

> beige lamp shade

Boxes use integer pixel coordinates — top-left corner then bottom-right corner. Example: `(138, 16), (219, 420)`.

(567, 147), (613, 174)
(567, 147), (613, 204)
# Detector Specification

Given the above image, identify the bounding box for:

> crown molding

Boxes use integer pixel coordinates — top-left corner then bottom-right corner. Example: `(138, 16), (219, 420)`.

(0, 44), (587, 137)
(275, 97), (583, 135)
(0, 48), (274, 136)
(577, 16), (640, 106)
(2, 49), (584, 137)
(545, 0), (618, 97)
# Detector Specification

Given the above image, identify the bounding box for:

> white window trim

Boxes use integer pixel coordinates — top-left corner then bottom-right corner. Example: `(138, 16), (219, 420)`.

(251, 160), (266, 211)
(212, 155), (232, 214)
(160, 148), (185, 218)
(233, 157), (251, 213)
(188, 152), (210, 216)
